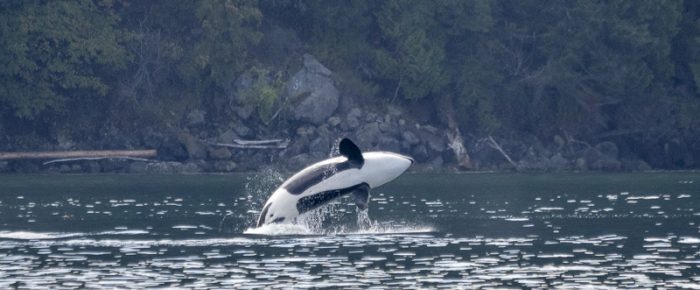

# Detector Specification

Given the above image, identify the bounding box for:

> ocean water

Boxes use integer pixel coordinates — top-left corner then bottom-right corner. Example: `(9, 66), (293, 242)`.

(0, 172), (698, 289)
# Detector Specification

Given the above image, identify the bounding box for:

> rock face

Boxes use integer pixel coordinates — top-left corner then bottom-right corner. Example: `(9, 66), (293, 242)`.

(286, 54), (339, 125)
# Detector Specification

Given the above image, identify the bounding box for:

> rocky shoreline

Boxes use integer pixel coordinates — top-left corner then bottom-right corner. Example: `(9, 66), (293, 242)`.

(0, 55), (689, 175)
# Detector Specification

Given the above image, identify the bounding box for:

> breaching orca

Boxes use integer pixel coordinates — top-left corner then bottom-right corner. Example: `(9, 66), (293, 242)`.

(256, 138), (413, 227)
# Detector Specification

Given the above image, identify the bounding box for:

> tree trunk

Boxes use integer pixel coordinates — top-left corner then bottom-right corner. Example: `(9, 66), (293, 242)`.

(439, 94), (472, 169)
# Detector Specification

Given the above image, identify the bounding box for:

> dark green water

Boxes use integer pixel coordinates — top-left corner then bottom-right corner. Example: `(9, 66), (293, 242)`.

(0, 172), (698, 288)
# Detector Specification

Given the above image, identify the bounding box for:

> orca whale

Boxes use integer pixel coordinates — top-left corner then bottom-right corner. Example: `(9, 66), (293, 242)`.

(256, 138), (413, 227)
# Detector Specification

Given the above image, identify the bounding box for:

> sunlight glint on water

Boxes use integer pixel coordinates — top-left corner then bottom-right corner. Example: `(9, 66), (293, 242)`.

(0, 172), (698, 288)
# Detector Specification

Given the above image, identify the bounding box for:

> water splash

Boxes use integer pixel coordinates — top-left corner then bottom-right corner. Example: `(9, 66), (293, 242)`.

(357, 209), (374, 230)
(219, 168), (284, 233)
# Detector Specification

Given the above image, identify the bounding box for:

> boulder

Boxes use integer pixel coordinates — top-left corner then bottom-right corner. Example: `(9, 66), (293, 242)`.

(158, 136), (188, 161)
(590, 158), (621, 171)
(208, 147), (232, 160)
(309, 137), (330, 156)
(420, 131), (445, 153)
(595, 141), (619, 159)
(233, 106), (254, 120)
(412, 144), (430, 162)
(356, 122), (382, 148)
(402, 131), (420, 145)
(186, 110), (206, 126)
(327, 116), (342, 127)
(232, 122), (252, 138)
(213, 161), (237, 172)
(287, 153), (313, 171)
(549, 153), (570, 170)
(217, 129), (239, 144)
(286, 54), (339, 124)
(621, 158), (652, 171)
(582, 147), (604, 165)
(377, 136), (401, 153)
(177, 132), (207, 160)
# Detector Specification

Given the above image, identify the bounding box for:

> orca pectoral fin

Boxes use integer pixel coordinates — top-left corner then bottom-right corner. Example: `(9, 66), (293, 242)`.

(351, 183), (370, 210)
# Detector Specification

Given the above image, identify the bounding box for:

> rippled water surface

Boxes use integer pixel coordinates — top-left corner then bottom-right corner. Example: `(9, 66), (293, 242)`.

(0, 172), (699, 289)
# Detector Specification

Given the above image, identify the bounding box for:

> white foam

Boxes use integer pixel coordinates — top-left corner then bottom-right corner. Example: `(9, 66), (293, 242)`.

(243, 222), (434, 236)
(244, 223), (315, 236)
(678, 237), (700, 244)
(0, 231), (83, 240)
(0, 229), (148, 240)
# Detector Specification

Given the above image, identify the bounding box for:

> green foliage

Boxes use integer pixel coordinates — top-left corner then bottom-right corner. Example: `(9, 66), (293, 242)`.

(0, 0), (126, 119)
(190, 0), (262, 90)
(374, 0), (449, 100)
(1, 0), (699, 164)
(239, 67), (284, 123)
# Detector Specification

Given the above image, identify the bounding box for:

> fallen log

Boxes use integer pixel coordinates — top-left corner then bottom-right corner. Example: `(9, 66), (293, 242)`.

(0, 149), (157, 160)
(205, 138), (289, 149)
(42, 156), (152, 166)
(486, 136), (519, 169)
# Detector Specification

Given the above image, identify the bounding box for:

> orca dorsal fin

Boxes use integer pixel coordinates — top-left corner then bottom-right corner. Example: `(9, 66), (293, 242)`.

(339, 138), (364, 165)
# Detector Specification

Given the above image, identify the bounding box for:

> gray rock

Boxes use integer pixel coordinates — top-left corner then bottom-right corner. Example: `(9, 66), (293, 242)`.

(0, 161), (8, 172)
(595, 141), (619, 159)
(172, 162), (202, 174)
(430, 156), (444, 168)
(309, 137), (330, 156)
(387, 105), (402, 117)
(402, 131), (420, 145)
(213, 161), (237, 172)
(328, 116), (342, 127)
(365, 112), (378, 122)
(412, 144), (430, 162)
(590, 158), (621, 171)
(344, 115), (360, 130)
(582, 147), (604, 165)
(638, 160), (652, 171)
(128, 162), (149, 173)
(286, 54), (339, 124)
(378, 120), (392, 133)
(158, 136), (188, 161)
(575, 158), (587, 171)
(286, 136), (310, 157)
(56, 134), (75, 150)
(59, 164), (71, 173)
(288, 153), (313, 171)
(356, 122), (382, 148)
(421, 131), (445, 153)
(208, 147), (232, 160)
(217, 129), (239, 144)
(378, 136), (401, 153)
(621, 159), (651, 171)
(296, 126), (315, 136)
(348, 108), (362, 119)
(549, 153), (570, 170)
(233, 105), (254, 120)
(553, 135), (566, 148)
(422, 125), (439, 134)
(187, 109), (206, 126)
(233, 123), (252, 138)
(177, 132), (207, 159)
(83, 161), (101, 173)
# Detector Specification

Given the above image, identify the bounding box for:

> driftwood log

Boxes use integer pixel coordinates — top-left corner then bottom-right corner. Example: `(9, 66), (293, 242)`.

(205, 138), (289, 149)
(0, 149), (157, 161)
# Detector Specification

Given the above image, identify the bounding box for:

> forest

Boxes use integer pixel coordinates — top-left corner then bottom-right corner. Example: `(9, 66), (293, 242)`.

(0, 0), (699, 172)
